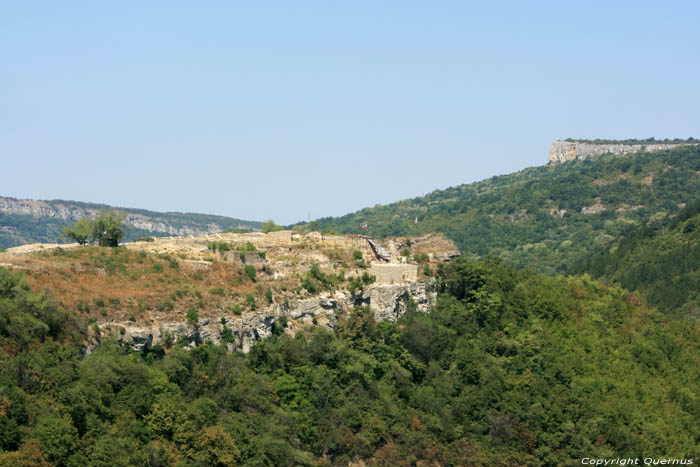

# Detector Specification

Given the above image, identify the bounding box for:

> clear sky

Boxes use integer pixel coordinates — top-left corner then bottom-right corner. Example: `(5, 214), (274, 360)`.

(2, 1), (699, 224)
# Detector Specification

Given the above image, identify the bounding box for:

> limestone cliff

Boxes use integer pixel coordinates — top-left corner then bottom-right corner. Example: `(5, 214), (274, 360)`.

(101, 279), (435, 353)
(0, 196), (260, 237)
(548, 140), (698, 163)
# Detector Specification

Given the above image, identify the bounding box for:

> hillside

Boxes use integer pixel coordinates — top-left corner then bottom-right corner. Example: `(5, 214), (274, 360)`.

(575, 199), (700, 318)
(0, 231), (458, 351)
(2, 250), (700, 464)
(0, 196), (261, 248)
(298, 145), (700, 274)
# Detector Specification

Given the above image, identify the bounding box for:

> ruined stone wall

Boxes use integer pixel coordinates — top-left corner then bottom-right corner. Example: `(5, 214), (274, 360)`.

(369, 263), (418, 284)
(222, 251), (267, 266)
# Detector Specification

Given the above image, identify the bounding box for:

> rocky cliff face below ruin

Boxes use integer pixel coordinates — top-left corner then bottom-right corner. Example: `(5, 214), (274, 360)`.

(97, 279), (435, 353)
(548, 140), (697, 163)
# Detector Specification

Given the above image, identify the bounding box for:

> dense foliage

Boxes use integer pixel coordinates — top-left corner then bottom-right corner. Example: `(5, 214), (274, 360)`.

(296, 146), (700, 274)
(2, 258), (700, 465)
(575, 199), (700, 317)
(62, 209), (128, 247)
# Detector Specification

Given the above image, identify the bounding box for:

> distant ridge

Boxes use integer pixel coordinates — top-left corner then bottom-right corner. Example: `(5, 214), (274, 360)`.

(0, 196), (261, 248)
(297, 144), (700, 274)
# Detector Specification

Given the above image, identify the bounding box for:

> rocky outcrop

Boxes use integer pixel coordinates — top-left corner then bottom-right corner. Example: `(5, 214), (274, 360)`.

(548, 141), (697, 163)
(101, 279), (436, 353)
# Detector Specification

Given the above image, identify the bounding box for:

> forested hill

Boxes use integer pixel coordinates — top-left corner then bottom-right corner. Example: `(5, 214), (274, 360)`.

(574, 199), (700, 318)
(0, 197), (261, 248)
(297, 145), (700, 274)
(3, 258), (700, 464)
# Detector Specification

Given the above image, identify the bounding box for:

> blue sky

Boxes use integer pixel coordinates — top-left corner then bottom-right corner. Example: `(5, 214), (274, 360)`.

(2, 1), (699, 224)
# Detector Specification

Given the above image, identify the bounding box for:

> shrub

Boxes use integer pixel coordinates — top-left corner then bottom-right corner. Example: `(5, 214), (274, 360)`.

(262, 220), (284, 233)
(236, 242), (257, 252)
(400, 248), (411, 257)
(265, 288), (273, 304)
(209, 287), (226, 296)
(245, 294), (256, 310)
(413, 253), (430, 263)
(93, 298), (105, 308)
(244, 265), (257, 282)
(221, 322), (235, 343)
(158, 300), (174, 312)
(207, 242), (231, 253)
(186, 307), (199, 325)
(353, 250), (363, 260)
(231, 305), (243, 315)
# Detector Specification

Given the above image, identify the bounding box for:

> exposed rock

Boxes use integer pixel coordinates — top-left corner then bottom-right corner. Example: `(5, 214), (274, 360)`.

(105, 279), (436, 353)
(548, 140), (697, 164)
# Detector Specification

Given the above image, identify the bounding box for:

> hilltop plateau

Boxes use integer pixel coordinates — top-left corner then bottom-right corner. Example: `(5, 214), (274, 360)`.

(0, 230), (458, 352)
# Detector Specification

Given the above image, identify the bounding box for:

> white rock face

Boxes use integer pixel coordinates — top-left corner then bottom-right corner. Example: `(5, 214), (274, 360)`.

(103, 279), (436, 353)
(548, 141), (696, 164)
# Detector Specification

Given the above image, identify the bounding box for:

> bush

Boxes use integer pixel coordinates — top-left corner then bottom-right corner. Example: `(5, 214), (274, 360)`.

(413, 253), (430, 263)
(262, 220), (285, 233)
(245, 294), (256, 310)
(209, 287), (226, 296)
(158, 300), (174, 312)
(186, 307), (199, 325)
(207, 242), (231, 253)
(244, 265), (257, 282)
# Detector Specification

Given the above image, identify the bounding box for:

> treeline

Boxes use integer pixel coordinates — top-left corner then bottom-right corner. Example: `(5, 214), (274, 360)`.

(563, 137), (699, 145)
(2, 258), (700, 465)
(297, 145), (700, 274)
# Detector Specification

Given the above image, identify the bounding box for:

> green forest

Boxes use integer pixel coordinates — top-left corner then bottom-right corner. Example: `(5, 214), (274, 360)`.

(2, 258), (700, 466)
(297, 146), (700, 274)
(574, 199), (700, 318)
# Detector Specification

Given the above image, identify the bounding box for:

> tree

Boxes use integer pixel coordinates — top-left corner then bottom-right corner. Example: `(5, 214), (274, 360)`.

(61, 218), (94, 245)
(93, 209), (128, 247)
(60, 209), (129, 247)
(262, 220), (284, 233)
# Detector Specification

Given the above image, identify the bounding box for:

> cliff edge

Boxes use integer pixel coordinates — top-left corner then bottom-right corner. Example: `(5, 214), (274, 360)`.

(548, 140), (698, 163)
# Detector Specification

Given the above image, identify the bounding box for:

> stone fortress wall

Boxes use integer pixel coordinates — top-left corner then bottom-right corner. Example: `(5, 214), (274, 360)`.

(370, 263), (418, 284)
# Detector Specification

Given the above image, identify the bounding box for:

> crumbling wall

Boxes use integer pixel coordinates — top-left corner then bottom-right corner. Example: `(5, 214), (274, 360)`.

(369, 263), (418, 284)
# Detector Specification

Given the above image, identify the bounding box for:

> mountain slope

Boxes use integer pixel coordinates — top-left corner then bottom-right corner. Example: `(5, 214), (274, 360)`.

(299, 145), (700, 274)
(575, 199), (700, 317)
(0, 196), (261, 248)
(2, 256), (700, 464)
